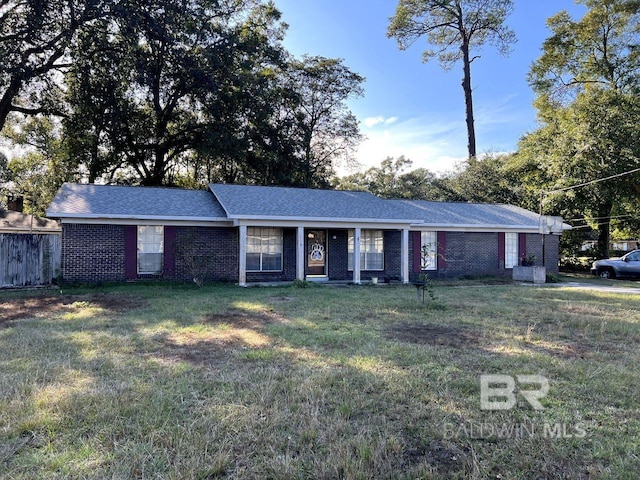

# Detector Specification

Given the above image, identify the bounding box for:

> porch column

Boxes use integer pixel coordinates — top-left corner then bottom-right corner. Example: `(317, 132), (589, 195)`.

(401, 228), (409, 284)
(353, 227), (361, 284)
(238, 225), (247, 287)
(296, 226), (305, 281)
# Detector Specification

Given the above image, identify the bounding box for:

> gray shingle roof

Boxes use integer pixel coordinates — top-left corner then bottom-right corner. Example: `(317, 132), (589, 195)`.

(393, 199), (542, 228)
(46, 182), (560, 231)
(47, 183), (227, 219)
(209, 183), (421, 222)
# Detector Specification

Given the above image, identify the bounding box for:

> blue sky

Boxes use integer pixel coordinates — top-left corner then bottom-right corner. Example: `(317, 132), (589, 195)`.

(273, 0), (587, 175)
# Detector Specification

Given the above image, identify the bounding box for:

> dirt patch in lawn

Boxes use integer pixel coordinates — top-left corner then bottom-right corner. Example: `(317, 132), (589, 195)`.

(152, 332), (265, 366)
(403, 440), (467, 474)
(268, 295), (296, 303)
(152, 308), (287, 366)
(387, 322), (480, 349)
(0, 293), (147, 326)
(203, 308), (288, 329)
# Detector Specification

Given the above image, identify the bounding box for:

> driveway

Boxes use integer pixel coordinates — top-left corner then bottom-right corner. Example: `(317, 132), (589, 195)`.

(552, 281), (640, 295)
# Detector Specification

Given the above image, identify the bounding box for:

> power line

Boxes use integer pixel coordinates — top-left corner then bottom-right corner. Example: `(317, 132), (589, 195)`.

(543, 167), (640, 196)
(571, 221), (616, 230)
(566, 214), (636, 223)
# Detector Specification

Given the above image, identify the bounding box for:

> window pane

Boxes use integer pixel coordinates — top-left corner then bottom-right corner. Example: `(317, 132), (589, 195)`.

(245, 227), (283, 272)
(366, 252), (384, 270)
(137, 226), (164, 274)
(505, 232), (518, 268)
(262, 253), (282, 271)
(246, 253), (261, 271)
(138, 252), (162, 274)
(421, 231), (437, 270)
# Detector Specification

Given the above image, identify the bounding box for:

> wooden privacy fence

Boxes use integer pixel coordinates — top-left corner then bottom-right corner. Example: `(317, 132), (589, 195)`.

(0, 234), (61, 287)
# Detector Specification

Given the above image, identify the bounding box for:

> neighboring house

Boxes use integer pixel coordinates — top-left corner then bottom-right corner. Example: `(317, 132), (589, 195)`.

(0, 210), (61, 234)
(581, 240), (639, 253)
(46, 183), (568, 285)
(0, 210), (62, 287)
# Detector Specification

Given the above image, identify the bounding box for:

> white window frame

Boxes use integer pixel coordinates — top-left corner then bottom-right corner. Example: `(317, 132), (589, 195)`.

(505, 232), (519, 269)
(348, 229), (384, 271)
(137, 225), (164, 274)
(246, 227), (283, 272)
(420, 231), (437, 271)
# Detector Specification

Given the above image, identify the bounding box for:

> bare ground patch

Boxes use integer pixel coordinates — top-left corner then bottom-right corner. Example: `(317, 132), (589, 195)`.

(202, 308), (288, 329)
(151, 308), (287, 365)
(387, 322), (481, 349)
(403, 440), (468, 474)
(0, 293), (147, 326)
(268, 295), (296, 303)
(151, 334), (249, 366)
(388, 322), (598, 359)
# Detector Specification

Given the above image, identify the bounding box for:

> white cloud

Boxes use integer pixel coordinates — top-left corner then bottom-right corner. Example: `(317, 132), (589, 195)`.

(346, 115), (468, 175)
(343, 100), (524, 177)
(363, 115), (400, 128)
(363, 116), (385, 128)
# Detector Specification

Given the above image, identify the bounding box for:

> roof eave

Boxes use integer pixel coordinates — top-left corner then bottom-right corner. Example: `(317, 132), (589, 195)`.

(228, 214), (422, 224)
(47, 213), (229, 222)
(409, 223), (543, 232)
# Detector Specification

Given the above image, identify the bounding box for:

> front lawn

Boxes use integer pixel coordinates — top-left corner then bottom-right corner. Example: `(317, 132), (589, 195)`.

(1, 283), (638, 479)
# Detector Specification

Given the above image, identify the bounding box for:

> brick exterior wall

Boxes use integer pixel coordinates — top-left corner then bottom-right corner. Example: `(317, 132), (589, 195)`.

(328, 229), (349, 280)
(408, 230), (559, 280)
(441, 232), (502, 277)
(62, 224), (127, 283)
(381, 230), (402, 280)
(524, 233), (560, 274)
(62, 223), (240, 284)
(62, 223), (561, 284)
(174, 226), (238, 282)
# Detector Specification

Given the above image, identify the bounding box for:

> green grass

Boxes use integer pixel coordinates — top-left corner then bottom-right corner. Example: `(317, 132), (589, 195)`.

(1, 282), (639, 479)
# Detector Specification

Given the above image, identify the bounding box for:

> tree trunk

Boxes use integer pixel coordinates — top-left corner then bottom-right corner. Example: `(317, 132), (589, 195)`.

(0, 79), (23, 132)
(460, 39), (476, 159)
(596, 200), (614, 258)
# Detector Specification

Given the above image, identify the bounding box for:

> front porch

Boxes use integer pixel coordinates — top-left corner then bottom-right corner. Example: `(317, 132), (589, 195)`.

(237, 226), (410, 287)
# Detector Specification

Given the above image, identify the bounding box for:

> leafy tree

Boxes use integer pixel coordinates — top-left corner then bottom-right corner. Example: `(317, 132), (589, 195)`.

(523, 0), (640, 258)
(444, 153), (532, 206)
(334, 156), (457, 201)
(2, 0), (364, 191)
(281, 56), (364, 187)
(61, 0), (287, 186)
(388, 0), (516, 159)
(0, 0), (111, 131)
(1, 116), (75, 215)
(520, 88), (640, 258)
(202, 55), (365, 188)
(529, 0), (640, 106)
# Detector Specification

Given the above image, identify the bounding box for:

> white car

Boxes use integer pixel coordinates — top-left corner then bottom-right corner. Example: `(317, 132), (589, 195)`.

(591, 249), (640, 279)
